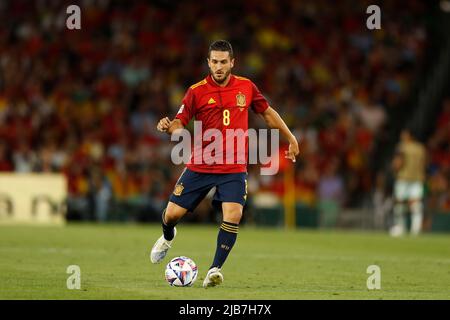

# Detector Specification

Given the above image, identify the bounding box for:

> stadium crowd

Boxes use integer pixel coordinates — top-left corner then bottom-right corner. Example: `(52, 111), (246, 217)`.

(426, 98), (450, 214)
(1, 0), (446, 224)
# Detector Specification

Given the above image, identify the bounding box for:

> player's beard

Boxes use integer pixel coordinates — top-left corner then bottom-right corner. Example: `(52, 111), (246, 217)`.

(211, 69), (231, 84)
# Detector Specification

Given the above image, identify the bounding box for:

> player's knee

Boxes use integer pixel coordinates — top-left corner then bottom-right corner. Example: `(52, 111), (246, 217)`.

(164, 211), (178, 225)
(164, 202), (187, 224)
(223, 208), (243, 224)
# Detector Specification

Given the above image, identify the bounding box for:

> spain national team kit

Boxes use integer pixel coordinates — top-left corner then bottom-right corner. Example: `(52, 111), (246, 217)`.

(169, 74), (270, 212)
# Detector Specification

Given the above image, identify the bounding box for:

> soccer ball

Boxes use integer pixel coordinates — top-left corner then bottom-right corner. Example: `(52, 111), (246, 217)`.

(165, 256), (198, 287)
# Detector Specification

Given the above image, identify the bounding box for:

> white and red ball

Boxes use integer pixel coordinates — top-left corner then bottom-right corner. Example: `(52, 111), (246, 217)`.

(165, 256), (198, 287)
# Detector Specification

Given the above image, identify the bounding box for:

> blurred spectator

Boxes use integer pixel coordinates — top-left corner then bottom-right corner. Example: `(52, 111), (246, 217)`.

(317, 158), (345, 227)
(372, 172), (393, 230)
(12, 139), (38, 172)
(0, 141), (12, 171)
(87, 167), (112, 222)
(426, 98), (450, 215)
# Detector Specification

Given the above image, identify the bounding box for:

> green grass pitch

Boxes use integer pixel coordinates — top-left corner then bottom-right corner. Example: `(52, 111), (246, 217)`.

(0, 223), (449, 300)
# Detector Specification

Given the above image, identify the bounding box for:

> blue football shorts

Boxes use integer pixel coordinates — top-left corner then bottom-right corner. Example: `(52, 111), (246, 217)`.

(168, 168), (248, 212)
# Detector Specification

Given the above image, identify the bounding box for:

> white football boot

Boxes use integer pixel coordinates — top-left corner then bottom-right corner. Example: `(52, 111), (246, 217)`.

(202, 267), (223, 288)
(150, 227), (177, 264)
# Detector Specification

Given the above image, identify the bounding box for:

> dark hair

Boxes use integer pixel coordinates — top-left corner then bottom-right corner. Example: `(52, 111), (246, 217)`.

(208, 40), (233, 59)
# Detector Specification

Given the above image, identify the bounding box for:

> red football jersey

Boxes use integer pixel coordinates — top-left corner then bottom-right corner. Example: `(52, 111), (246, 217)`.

(175, 74), (270, 173)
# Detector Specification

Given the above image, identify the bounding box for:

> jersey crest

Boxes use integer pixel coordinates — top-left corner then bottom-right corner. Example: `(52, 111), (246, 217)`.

(173, 183), (184, 196)
(236, 92), (246, 110)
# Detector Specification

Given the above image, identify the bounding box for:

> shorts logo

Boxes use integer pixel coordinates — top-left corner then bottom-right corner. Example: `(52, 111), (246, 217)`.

(173, 183), (184, 196)
(208, 98), (216, 104)
(236, 92), (246, 110)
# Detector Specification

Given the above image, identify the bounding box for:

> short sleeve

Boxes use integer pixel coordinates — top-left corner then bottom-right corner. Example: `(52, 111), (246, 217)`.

(175, 88), (195, 126)
(251, 82), (270, 114)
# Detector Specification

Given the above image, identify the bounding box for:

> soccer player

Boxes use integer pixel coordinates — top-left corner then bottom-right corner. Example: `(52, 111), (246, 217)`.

(390, 129), (426, 236)
(150, 40), (299, 287)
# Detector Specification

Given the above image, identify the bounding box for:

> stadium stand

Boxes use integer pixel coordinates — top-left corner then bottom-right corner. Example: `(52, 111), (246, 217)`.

(0, 0), (447, 228)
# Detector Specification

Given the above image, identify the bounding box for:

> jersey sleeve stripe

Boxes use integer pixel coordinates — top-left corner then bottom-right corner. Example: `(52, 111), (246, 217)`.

(234, 75), (251, 81)
(189, 79), (207, 90)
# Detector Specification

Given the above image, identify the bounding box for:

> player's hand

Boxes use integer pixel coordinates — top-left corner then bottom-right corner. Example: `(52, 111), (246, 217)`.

(157, 117), (172, 132)
(285, 138), (300, 163)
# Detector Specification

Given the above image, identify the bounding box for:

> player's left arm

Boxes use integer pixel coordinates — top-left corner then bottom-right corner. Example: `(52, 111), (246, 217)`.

(261, 106), (299, 162)
(391, 145), (404, 173)
(391, 153), (404, 172)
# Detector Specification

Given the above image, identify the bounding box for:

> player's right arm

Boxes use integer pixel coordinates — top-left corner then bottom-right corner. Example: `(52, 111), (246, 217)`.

(157, 117), (184, 135)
